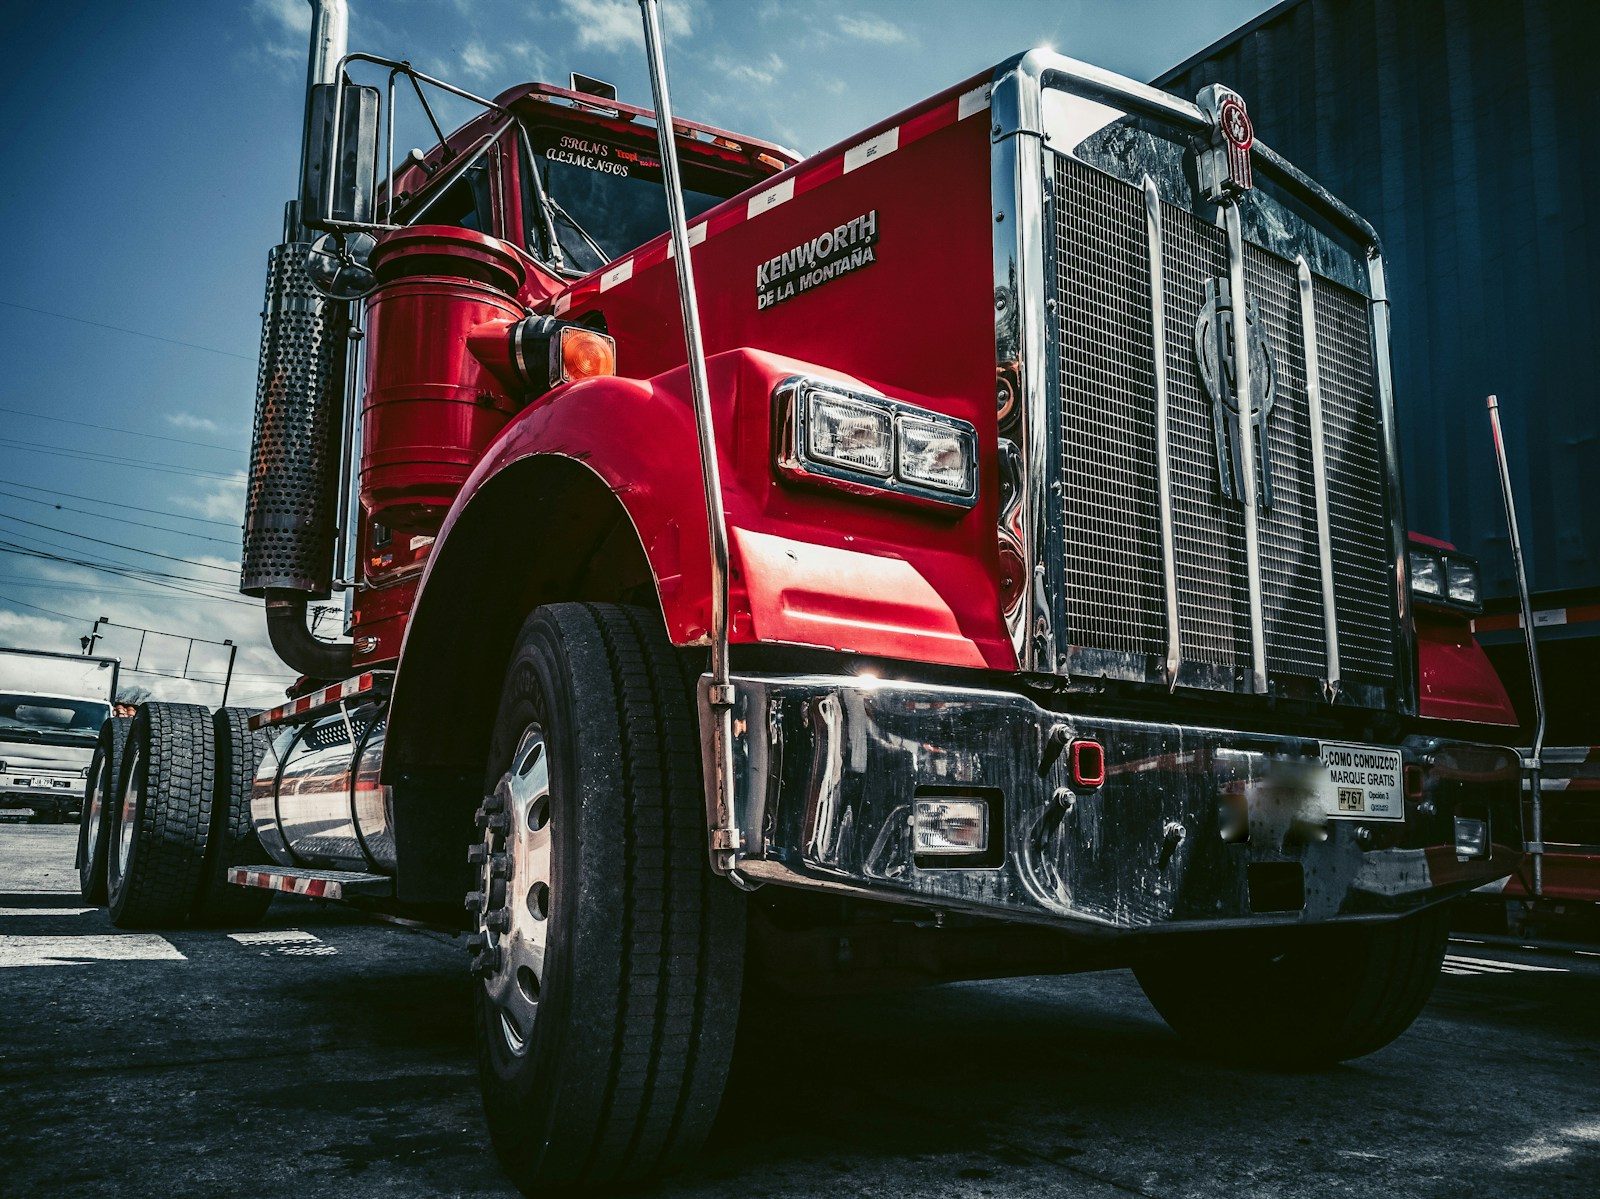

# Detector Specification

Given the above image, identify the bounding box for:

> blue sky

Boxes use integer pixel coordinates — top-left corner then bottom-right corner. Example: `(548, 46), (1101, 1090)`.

(0, 0), (1271, 707)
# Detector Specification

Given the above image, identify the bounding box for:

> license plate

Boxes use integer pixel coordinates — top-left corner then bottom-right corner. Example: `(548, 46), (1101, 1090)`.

(1319, 742), (1404, 821)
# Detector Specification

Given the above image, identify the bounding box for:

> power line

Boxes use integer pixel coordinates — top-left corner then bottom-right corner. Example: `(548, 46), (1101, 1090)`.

(0, 481), (237, 529)
(0, 511), (236, 575)
(0, 298), (256, 362)
(0, 574), (252, 606)
(0, 543), (254, 607)
(0, 529), (231, 588)
(0, 437), (242, 482)
(0, 406), (244, 455)
(0, 525), (238, 588)
(0, 488), (235, 545)
(0, 592), (88, 624)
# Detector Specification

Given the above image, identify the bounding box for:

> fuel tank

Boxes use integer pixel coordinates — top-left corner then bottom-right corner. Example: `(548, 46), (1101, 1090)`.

(251, 703), (395, 874)
(359, 225), (526, 534)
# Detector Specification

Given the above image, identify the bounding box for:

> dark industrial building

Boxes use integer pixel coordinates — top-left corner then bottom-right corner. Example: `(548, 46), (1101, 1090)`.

(1159, 0), (1598, 739)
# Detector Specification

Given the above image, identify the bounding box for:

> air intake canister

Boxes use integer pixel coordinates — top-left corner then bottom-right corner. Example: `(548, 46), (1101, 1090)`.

(241, 242), (347, 598)
(359, 226), (527, 534)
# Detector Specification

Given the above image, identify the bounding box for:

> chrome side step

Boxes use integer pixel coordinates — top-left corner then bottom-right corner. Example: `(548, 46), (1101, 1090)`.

(227, 866), (393, 900)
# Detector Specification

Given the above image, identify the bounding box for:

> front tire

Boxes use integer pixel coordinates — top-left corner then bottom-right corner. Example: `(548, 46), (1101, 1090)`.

(1134, 903), (1453, 1067)
(106, 703), (216, 929)
(474, 603), (745, 1192)
(76, 716), (132, 904)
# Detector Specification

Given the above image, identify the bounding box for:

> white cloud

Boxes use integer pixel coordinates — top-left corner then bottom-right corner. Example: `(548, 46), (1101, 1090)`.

(172, 474), (247, 524)
(250, 0), (310, 38)
(557, 0), (696, 52)
(711, 51), (784, 88)
(165, 412), (223, 434)
(837, 14), (913, 45)
(0, 561), (300, 710)
(460, 41), (499, 81)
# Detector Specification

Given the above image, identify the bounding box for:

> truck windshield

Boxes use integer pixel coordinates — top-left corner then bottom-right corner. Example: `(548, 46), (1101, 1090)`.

(0, 694), (109, 736)
(524, 128), (728, 273)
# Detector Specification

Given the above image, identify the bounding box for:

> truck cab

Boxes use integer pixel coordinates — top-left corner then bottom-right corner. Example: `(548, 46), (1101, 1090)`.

(85, 4), (1531, 1193)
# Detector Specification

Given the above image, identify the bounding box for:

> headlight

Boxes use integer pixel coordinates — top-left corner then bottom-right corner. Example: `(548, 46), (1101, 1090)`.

(1408, 543), (1482, 614)
(775, 376), (978, 509)
(897, 415), (977, 495)
(1446, 556), (1480, 607)
(1408, 548), (1444, 598)
(807, 392), (892, 476)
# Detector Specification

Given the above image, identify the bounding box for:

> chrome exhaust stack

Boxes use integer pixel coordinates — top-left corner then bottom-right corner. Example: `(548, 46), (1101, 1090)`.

(241, 0), (355, 683)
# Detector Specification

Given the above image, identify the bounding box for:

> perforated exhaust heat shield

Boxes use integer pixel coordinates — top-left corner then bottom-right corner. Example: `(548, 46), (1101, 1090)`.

(241, 242), (347, 598)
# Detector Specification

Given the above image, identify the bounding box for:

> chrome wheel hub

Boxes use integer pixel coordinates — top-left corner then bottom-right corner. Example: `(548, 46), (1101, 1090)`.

(469, 724), (552, 1057)
(84, 759), (106, 859)
(113, 743), (141, 885)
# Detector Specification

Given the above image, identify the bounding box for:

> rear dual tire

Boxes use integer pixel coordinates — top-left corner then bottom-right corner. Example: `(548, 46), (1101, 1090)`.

(76, 716), (132, 904)
(475, 603), (745, 1193)
(105, 703), (271, 929)
(107, 704), (216, 928)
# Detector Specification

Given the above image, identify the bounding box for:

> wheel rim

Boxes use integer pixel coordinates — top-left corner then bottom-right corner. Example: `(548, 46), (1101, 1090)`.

(84, 757), (106, 862)
(475, 724), (553, 1057)
(113, 742), (142, 888)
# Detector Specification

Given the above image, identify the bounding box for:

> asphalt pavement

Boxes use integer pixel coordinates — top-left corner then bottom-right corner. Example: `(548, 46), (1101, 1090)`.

(1, 823), (1596, 1198)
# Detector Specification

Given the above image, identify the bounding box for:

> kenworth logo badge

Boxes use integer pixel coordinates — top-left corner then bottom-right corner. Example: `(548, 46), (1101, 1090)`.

(756, 210), (878, 309)
(1195, 278), (1277, 510)
(1195, 85), (1254, 202)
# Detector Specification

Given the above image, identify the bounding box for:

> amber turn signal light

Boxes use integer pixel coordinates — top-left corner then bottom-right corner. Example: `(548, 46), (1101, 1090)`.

(556, 326), (617, 383)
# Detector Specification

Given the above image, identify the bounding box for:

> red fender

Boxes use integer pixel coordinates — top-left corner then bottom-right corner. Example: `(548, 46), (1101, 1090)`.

(407, 346), (1015, 673)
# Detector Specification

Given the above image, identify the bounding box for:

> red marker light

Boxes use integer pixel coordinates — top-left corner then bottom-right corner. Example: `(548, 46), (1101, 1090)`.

(1070, 739), (1106, 789)
(1404, 763), (1425, 801)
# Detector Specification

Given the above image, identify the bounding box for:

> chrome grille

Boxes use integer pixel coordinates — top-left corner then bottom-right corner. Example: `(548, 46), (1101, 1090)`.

(1053, 166), (1163, 656)
(1050, 154), (1395, 691)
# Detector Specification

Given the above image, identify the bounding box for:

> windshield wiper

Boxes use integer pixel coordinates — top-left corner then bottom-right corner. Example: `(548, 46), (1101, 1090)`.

(544, 195), (611, 270)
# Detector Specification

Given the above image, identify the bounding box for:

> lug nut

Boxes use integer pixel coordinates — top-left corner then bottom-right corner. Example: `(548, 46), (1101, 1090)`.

(482, 793), (505, 815)
(470, 947), (503, 977)
(464, 891), (486, 912)
(489, 852), (510, 878)
(465, 933), (486, 954)
(486, 909), (511, 932)
(485, 813), (510, 834)
(467, 844), (487, 865)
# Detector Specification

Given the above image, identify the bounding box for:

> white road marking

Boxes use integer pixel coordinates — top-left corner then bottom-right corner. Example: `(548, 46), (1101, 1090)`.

(0, 934), (185, 968)
(228, 929), (319, 945)
(0, 907), (93, 916)
(1443, 954), (1567, 975)
(228, 929), (337, 957)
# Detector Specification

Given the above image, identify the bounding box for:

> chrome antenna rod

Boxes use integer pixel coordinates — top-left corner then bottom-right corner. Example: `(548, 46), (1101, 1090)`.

(1488, 394), (1546, 898)
(638, 0), (740, 876)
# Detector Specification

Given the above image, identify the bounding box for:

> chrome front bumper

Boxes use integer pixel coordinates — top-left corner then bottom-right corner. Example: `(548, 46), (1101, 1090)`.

(701, 672), (1522, 933)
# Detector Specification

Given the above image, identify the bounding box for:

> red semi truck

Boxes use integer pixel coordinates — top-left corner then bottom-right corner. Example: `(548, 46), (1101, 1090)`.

(77, 1), (1532, 1190)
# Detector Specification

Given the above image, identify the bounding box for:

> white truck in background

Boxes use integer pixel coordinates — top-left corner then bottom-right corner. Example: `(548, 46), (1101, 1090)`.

(0, 648), (119, 822)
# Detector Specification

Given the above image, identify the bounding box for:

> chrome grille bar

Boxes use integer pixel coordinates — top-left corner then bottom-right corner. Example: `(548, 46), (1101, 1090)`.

(1296, 255), (1341, 697)
(1223, 203), (1268, 693)
(1143, 176), (1181, 687)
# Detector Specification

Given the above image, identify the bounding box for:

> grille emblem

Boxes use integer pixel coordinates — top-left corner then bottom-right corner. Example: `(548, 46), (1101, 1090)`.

(1195, 85), (1254, 202)
(1195, 279), (1276, 510)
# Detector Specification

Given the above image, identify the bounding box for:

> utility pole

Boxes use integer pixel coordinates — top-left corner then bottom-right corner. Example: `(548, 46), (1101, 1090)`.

(220, 640), (238, 708)
(80, 616), (108, 656)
